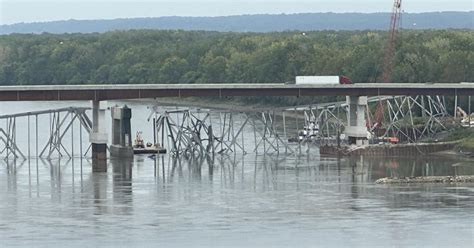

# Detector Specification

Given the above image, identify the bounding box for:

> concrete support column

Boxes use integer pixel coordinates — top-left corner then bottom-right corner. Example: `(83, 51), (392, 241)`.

(110, 105), (134, 158)
(345, 96), (369, 146)
(90, 100), (108, 172)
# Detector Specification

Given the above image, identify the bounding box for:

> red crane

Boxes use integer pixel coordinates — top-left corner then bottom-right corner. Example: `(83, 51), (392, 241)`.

(372, 0), (403, 130)
(382, 0), (403, 84)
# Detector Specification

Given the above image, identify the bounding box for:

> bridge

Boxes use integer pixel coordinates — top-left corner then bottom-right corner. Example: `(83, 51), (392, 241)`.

(1, 82), (472, 171)
(0, 83), (472, 101)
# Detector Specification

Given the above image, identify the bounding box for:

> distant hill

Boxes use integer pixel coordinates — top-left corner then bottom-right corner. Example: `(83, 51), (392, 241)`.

(0, 12), (472, 34)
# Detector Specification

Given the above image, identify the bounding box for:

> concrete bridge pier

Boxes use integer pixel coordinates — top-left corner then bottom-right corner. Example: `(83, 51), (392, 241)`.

(90, 100), (108, 172)
(345, 96), (369, 146)
(110, 105), (134, 158)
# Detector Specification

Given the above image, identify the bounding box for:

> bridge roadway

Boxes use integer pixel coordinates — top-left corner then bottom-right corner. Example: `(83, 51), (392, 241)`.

(0, 83), (472, 101)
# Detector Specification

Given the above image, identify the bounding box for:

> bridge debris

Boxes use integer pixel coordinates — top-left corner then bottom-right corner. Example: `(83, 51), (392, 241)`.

(376, 176), (474, 184)
(0, 107), (92, 160)
(150, 107), (296, 157)
(320, 141), (460, 156)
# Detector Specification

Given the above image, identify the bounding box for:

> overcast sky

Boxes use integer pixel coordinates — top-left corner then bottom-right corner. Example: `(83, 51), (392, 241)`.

(1, 0), (473, 25)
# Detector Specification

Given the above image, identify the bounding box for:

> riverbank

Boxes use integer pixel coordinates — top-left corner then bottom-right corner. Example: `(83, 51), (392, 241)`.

(125, 97), (281, 112)
(124, 97), (306, 118)
(439, 127), (474, 155)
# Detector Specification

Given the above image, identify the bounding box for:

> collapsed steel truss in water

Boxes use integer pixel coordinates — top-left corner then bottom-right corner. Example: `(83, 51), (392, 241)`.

(149, 108), (295, 157)
(148, 95), (452, 157)
(0, 107), (92, 160)
(0, 95), (456, 160)
(287, 95), (450, 143)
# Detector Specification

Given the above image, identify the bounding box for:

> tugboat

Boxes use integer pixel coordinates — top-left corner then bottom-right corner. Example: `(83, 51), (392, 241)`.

(133, 131), (167, 154)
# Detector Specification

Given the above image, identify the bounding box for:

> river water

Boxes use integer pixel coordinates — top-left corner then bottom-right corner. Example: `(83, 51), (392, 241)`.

(0, 101), (473, 247)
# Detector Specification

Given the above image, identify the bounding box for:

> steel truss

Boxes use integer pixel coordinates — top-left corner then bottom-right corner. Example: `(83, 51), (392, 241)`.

(150, 107), (295, 157)
(0, 107), (92, 160)
(383, 96), (448, 142)
(286, 95), (450, 144)
(250, 111), (294, 154)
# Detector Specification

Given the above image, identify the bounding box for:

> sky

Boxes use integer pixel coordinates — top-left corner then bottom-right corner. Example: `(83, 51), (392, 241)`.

(1, 0), (473, 25)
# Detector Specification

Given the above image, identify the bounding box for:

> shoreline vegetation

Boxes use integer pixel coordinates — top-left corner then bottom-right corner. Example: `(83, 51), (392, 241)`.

(442, 128), (474, 154)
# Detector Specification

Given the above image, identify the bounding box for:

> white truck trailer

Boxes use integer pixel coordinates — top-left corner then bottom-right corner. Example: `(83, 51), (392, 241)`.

(295, 76), (353, 85)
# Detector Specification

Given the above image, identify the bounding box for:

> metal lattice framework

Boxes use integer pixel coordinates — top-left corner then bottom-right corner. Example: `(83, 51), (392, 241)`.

(0, 118), (25, 160)
(286, 95), (450, 144)
(383, 96), (448, 142)
(0, 95), (454, 161)
(250, 111), (294, 154)
(150, 107), (295, 157)
(39, 108), (92, 158)
(0, 107), (92, 160)
(153, 109), (216, 156)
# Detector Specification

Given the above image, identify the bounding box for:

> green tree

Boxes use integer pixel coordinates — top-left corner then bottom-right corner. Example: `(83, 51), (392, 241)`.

(159, 56), (189, 83)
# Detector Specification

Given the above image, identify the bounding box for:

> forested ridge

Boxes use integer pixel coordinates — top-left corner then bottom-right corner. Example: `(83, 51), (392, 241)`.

(1, 12), (472, 34)
(0, 29), (473, 87)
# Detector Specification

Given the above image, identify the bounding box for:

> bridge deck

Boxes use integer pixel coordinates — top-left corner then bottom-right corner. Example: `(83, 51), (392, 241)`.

(0, 83), (472, 101)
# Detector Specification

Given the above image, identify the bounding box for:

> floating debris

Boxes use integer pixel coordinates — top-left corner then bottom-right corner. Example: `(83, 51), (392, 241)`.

(375, 176), (474, 184)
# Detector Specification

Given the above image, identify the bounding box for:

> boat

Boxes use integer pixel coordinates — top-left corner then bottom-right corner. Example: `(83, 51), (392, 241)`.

(133, 131), (167, 154)
(288, 120), (320, 143)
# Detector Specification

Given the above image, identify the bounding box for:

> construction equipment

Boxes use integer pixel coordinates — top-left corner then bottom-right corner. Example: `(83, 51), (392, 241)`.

(381, 0), (403, 84)
(456, 106), (468, 118)
(383, 136), (400, 144)
(457, 106), (474, 127)
(372, 0), (403, 130)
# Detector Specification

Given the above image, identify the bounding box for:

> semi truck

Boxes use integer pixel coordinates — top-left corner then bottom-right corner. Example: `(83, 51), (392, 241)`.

(295, 76), (353, 85)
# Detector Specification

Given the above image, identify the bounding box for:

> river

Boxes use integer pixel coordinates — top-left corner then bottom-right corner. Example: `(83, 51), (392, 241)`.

(0, 101), (473, 247)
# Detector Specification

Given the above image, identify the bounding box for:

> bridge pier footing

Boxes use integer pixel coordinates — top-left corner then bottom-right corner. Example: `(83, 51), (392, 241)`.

(90, 100), (108, 172)
(92, 143), (107, 172)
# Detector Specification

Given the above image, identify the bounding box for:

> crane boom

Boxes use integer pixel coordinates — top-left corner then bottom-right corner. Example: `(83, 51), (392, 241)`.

(382, 0), (403, 84)
(373, 0), (402, 130)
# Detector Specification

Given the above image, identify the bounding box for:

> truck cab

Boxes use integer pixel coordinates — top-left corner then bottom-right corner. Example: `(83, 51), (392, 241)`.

(339, 76), (353, 84)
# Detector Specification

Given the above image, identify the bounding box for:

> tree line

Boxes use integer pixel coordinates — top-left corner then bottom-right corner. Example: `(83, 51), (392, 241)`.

(0, 29), (472, 105)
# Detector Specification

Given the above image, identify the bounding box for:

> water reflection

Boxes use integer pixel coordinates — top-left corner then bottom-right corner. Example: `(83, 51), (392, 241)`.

(111, 158), (133, 215)
(91, 168), (107, 215)
(92, 158), (107, 173)
(358, 156), (474, 179)
(2, 154), (474, 193)
(2, 101), (474, 246)
(1, 153), (474, 246)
